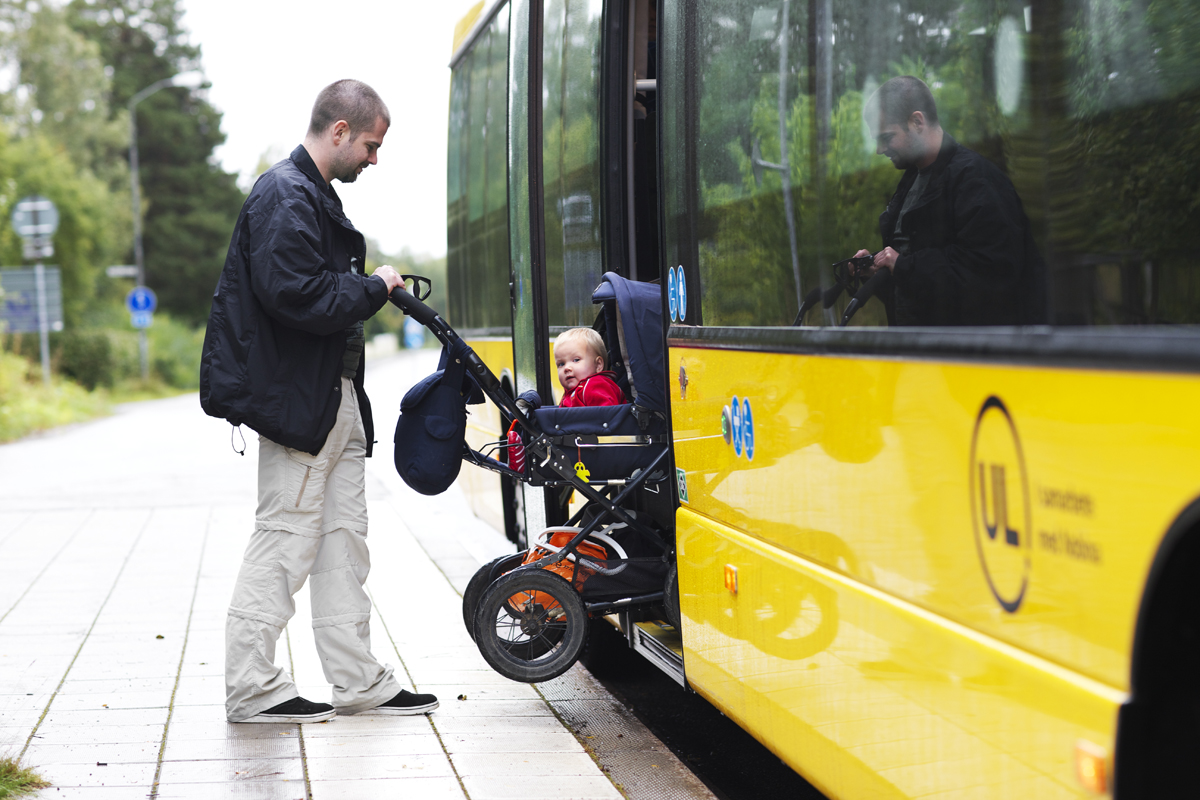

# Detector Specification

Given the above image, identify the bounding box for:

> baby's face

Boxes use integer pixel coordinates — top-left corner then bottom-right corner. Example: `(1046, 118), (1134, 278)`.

(555, 340), (603, 392)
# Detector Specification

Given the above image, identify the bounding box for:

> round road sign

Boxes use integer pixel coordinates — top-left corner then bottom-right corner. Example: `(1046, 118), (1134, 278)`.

(126, 286), (157, 314)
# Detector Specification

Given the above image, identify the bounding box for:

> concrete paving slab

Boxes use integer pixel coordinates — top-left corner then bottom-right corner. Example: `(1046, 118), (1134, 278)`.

(441, 731), (585, 755)
(31, 724), (164, 745)
(162, 736), (300, 761)
(156, 757), (305, 784)
(164, 722), (298, 742)
(303, 717), (431, 738)
(155, 785), (303, 800)
(22, 787), (157, 799)
(307, 776), (466, 800)
(302, 734), (446, 758)
(419, 684), (542, 702)
(451, 751), (600, 777)
(37, 760), (158, 787)
(459, 775), (624, 800)
(22, 742), (160, 765)
(304, 753), (454, 779)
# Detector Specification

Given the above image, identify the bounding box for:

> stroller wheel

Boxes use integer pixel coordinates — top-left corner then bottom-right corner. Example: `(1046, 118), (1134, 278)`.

(473, 568), (588, 683)
(462, 553), (526, 641)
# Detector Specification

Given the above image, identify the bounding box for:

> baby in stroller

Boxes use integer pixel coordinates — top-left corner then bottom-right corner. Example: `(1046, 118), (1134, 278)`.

(554, 328), (626, 408)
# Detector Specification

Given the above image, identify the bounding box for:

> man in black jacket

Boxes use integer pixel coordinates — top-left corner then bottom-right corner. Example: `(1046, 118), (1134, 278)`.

(852, 76), (1045, 325)
(201, 80), (438, 723)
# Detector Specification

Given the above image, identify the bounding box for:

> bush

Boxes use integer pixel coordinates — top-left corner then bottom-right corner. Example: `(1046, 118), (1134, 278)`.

(56, 328), (138, 389)
(148, 314), (204, 389)
(52, 299), (203, 391)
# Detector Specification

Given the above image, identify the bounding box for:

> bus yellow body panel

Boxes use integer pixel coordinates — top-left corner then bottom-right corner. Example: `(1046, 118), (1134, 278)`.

(671, 344), (1200, 796)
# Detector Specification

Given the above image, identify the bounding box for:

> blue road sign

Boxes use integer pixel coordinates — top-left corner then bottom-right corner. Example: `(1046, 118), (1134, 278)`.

(126, 286), (157, 314)
(130, 310), (153, 329)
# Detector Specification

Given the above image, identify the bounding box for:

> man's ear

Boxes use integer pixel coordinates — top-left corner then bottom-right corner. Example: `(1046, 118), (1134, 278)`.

(908, 111), (926, 132)
(331, 120), (351, 145)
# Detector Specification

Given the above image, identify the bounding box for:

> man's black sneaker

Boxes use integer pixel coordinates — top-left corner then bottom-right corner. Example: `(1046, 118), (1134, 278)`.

(238, 696), (336, 723)
(366, 689), (439, 716)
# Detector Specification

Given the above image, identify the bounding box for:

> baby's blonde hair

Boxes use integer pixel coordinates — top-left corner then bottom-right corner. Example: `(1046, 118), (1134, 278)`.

(554, 327), (607, 369)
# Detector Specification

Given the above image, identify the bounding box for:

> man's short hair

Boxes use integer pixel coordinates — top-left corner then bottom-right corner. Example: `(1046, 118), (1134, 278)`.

(308, 80), (390, 138)
(554, 327), (607, 368)
(865, 76), (939, 129)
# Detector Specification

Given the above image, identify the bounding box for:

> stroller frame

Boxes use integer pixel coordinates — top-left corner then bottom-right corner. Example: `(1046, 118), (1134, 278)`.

(390, 278), (673, 648)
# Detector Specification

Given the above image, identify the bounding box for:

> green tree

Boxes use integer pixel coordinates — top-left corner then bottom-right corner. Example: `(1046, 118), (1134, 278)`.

(0, 1), (128, 328)
(67, 0), (244, 324)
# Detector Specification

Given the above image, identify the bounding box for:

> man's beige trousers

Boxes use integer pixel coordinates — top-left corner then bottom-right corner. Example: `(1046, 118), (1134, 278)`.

(225, 376), (399, 721)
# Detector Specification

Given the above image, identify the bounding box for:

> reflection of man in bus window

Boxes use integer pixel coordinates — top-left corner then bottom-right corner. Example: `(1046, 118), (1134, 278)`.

(852, 76), (1045, 326)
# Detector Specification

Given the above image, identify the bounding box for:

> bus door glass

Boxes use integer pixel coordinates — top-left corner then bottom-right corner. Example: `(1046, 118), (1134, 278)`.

(542, 0), (607, 328)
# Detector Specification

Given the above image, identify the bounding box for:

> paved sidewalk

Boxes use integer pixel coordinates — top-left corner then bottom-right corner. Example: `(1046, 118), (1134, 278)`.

(0, 350), (713, 800)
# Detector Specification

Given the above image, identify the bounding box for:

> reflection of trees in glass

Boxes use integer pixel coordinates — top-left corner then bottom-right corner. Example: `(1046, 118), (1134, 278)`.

(543, 0), (605, 328)
(448, 17), (512, 331)
(679, 0), (1200, 326)
(1050, 0), (1200, 322)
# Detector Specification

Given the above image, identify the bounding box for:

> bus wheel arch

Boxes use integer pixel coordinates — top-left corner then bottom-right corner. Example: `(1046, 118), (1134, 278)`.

(1117, 496), (1200, 798)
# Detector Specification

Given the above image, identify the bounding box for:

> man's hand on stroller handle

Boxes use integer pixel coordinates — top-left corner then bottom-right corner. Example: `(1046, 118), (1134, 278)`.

(373, 264), (405, 292)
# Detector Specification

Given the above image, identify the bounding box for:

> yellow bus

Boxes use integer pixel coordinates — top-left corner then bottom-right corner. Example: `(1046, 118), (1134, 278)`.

(445, 0), (1200, 796)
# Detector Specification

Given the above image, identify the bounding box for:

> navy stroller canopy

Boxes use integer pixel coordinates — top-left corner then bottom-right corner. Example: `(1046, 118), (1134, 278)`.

(591, 272), (665, 415)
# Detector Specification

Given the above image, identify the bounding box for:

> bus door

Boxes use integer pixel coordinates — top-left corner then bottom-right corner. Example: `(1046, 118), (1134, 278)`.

(508, 0), (625, 534)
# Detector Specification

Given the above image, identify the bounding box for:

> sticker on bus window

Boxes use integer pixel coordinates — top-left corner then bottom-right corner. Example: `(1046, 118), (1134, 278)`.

(676, 467), (688, 503)
(732, 395), (742, 457)
(742, 397), (754, 461)
(677, 266), (687, 322)
(667, 267), (679, 322)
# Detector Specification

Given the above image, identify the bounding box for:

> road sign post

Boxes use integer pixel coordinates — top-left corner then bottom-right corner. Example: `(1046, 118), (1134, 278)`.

(12, 196), (59, 386)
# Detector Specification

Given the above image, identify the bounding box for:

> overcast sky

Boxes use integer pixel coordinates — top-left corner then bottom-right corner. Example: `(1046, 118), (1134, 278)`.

(178, 0), (480, 259)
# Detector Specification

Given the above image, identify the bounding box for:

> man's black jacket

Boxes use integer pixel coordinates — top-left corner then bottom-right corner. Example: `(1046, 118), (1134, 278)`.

(200, 146), (389, 456)
(881, 134), (1046, 326)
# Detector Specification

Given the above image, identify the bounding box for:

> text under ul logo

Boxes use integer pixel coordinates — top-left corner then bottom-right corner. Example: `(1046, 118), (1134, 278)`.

(969, 397), (1032, 613)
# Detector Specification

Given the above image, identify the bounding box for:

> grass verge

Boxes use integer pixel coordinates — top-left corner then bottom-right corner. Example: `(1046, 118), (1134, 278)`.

(0, 754), (50, 797)
(0, 350), (109, 443)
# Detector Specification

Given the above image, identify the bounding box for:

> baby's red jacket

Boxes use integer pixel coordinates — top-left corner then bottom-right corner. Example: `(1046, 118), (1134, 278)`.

(559, 372), (626, 408)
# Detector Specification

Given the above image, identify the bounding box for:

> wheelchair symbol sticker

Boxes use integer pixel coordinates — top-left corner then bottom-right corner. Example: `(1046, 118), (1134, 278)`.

(677, 266), (687, 322)
(731, 395), (743, 457)
(742, 397), (754, 461)
(667, 267), (679, 322)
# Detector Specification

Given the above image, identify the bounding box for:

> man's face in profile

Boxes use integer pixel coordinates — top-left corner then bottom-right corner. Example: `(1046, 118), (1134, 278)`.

(874, 120), (924, 170)
(331, 116), (389, 184)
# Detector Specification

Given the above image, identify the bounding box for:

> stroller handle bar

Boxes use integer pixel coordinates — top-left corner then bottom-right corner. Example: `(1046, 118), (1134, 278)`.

(388, 284), (533, 431)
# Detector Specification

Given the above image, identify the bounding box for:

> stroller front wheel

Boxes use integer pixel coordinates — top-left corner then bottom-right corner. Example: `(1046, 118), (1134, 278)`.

(462, 553), (527, 641)
(472, 568), (588, 682)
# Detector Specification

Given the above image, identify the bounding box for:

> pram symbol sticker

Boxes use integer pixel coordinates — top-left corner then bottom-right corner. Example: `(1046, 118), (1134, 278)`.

(742, 397), (754, 461)
(668, 267), (679, 322)
(731, 395), (743, 457)
(970, 396), (1032, 613)
(728, 396), (754, 460)
(677, 266), (687, 322)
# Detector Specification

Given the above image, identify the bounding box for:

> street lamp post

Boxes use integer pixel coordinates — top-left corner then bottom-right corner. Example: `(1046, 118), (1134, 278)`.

(128, 71), (203, 380)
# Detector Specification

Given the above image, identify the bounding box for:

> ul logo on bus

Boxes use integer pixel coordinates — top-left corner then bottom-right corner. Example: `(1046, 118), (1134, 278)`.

(969, 396), (1032, 613)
